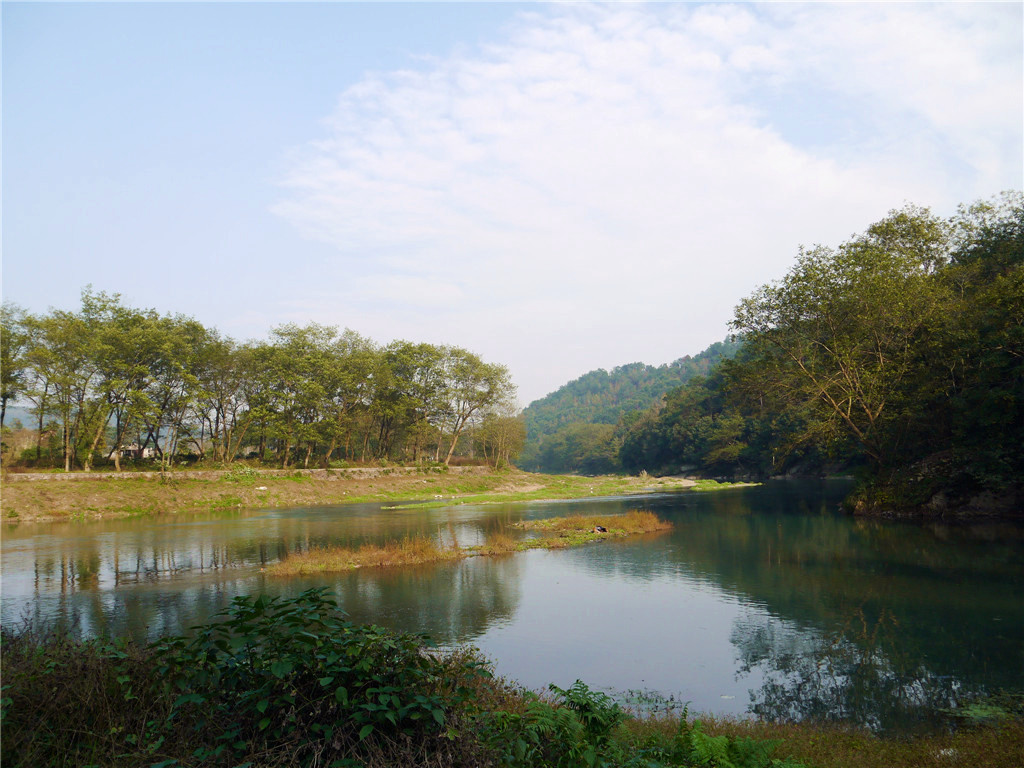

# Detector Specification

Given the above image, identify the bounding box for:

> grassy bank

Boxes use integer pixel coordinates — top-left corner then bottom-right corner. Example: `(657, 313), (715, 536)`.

(0, 467), (699, 523)
(4, 589), (1020, 768)
(268, 510), (671, 576)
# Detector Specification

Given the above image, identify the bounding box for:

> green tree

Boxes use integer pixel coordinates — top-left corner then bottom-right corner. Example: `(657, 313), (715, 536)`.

(731, 205), (950, 470)
(371, 341), (444, 460)
(476, 408), (527, 468)
(537, 422), (619, 474)
(0, 302), (30, 433)
(320, 330), (378, 466)
(24, 302), (100, 471)
(435, 347), (514, 466)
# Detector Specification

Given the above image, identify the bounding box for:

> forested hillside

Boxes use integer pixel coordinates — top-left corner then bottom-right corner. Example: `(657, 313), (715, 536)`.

(518, 340), (741, 472)
(621, 192), (1023, 516)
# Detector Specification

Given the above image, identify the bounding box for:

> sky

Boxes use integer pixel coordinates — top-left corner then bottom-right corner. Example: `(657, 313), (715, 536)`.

(3, 2), (1022, 406)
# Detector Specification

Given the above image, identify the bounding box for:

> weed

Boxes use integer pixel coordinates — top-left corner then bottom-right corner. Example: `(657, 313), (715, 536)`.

(209, 494), (243, 508)
(222, 465), (261, 483)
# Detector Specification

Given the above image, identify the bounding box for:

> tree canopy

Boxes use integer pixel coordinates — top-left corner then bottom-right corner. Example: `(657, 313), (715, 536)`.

(620, 192), (1023, 514)
(0, 291), (517, 470)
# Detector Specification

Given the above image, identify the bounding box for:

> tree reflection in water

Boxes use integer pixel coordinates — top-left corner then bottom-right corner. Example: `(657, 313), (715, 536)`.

(733, 608), (966, 733)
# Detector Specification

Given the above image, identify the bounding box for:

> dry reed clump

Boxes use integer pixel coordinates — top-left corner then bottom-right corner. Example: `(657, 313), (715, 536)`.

(269, 511), (673, 575)
(472, 531), (520, 556)
(269, 536), (462, 576)
(519, 509), (672, 535)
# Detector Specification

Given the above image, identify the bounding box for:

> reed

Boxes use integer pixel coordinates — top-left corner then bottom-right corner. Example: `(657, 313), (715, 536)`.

(472, 530), (520, 556)
(518, 509), (672, 535)
(269, 536), (461, 576)
(269, 511), (673, 575)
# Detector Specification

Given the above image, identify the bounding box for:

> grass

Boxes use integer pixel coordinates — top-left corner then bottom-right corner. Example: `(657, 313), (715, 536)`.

(623, 712), (1024, 768)
(268, 510), (672, 576)
(689, 478), (761, 491)
(1, 468), (699, 523)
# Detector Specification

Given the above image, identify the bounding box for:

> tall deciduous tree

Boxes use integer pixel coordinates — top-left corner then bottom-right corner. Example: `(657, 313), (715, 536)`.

(731, 205), (950, 469)
(436, 347), (514, 466)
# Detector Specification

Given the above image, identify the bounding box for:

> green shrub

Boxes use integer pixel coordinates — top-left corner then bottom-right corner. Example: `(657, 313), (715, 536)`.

(151, 588), (481, 764)
(476, 681), (628, 768)
(222, 465), (261, 483)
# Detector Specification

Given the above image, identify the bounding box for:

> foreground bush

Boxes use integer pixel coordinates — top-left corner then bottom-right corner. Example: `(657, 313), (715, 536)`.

(2, 589), (494, 767)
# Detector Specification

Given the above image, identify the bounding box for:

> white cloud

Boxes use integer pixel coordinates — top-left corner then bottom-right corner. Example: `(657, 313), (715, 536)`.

(273, 2), (1022, 404)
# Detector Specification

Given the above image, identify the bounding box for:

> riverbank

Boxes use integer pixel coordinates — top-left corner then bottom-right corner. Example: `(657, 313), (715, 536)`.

(4, 589), (1021, 768)
(0, 467), (700, 523)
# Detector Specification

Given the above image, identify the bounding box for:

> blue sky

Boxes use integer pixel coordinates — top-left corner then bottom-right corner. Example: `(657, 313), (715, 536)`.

(4, 2), (1022, 405)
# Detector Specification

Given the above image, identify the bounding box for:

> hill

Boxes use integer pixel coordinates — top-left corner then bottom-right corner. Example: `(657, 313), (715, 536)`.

(518, 339), (741, 472)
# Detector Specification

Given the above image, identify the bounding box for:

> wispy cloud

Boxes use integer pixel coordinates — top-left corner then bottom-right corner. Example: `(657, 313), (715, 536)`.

(273, 3), (1022, 403)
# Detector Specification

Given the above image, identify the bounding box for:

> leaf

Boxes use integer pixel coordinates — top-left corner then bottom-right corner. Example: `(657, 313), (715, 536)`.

(173, 693), (206, 708)
(270, 660), (293, 678)
(358, 724), (374, 741)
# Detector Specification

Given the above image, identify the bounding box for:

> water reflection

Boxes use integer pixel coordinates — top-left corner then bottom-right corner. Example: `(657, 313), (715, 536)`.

(733, 610), (966, 733)
(2, 481), (1022, 733)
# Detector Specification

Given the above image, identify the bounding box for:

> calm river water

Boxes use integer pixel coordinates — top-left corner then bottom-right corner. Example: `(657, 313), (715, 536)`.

(2, 480), (1022, 732)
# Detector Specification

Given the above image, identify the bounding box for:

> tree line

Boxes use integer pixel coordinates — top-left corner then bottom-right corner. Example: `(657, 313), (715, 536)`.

(0, 294), (523, 471)
(621, 192), (1023, 513)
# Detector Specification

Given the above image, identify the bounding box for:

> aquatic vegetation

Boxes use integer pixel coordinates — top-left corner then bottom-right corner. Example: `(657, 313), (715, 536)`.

(268, 535), (463, 575)
(689, 478), (761, 492)
(268, 510), (672, 576)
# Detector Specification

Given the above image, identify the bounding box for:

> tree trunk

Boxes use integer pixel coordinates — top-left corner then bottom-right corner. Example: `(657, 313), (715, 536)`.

(36, 401), (46, 461)
(63, 424), (72, 472)
(323, 437), (337, 468)
(444, 429), (462, 466)
(83, 415), (107, 472)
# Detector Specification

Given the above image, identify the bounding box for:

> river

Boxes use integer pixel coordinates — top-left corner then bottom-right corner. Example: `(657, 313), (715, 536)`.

(2, 479), (1021, 733)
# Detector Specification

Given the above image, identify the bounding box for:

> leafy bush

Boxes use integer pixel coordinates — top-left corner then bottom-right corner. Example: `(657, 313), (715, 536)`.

(476, 681), (628, 768)
(151, 588), (481, 764)
(2, 590), (491, 767)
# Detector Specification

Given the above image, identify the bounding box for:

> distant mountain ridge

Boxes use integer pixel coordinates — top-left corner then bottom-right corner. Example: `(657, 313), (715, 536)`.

(519, 339), (741, 472)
